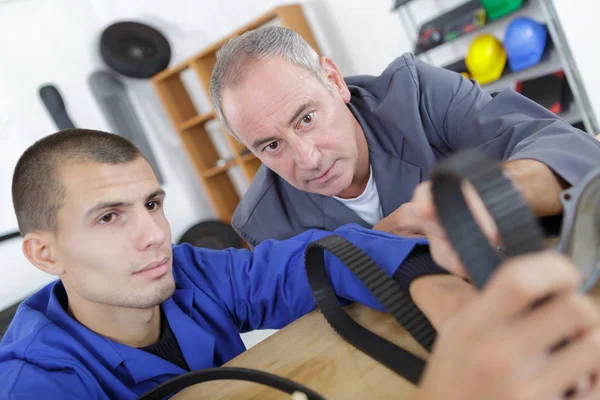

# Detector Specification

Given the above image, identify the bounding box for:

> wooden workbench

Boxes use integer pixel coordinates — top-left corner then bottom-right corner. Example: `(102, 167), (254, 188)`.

(173, 272), (600, 399)
(172, 303), (428, 399)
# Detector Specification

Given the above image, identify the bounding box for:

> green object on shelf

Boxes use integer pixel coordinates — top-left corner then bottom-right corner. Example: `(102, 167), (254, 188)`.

(445, 32), (457, 41)
(480, 0), (523, 20)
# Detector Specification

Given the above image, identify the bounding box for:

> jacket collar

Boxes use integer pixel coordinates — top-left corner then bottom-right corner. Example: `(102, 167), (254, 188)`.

(109, 290), (215, 384)
(46, 282), (124, 370)
(47, 282), (215, 384)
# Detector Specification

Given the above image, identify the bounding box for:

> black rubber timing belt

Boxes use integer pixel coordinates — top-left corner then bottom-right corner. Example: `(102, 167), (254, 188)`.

(304, 235), (436, 385)
(138, 232), (436, 400)
(301, 149), (546, 390)
(429, 149), (545, 288)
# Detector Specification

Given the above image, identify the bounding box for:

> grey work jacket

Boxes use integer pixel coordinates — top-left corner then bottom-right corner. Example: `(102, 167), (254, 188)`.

(232, 53), (600, 247)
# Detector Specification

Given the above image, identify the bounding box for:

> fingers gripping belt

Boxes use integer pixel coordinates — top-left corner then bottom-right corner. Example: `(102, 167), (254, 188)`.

(429, 149), (545, 287)
(304, 235), (437, 384)
(301, 149), (546, 388)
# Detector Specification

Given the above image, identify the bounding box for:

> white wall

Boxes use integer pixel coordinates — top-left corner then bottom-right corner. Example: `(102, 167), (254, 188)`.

(550, 0), (600, 131)
(0, 0), (110, 308)
(0, 0), (217, 310)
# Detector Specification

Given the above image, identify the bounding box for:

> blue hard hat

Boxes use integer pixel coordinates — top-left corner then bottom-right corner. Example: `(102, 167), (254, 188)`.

(504, 17), (548, 72)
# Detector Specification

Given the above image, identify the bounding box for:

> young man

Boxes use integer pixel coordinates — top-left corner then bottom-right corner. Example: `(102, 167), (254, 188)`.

(1, 129), (599, 399)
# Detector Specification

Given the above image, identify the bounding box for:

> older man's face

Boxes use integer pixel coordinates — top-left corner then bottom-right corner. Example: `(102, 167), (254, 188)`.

(222, 57), (363, 197)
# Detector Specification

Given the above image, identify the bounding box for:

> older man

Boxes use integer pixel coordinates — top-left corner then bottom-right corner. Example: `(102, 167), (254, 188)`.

(209, 26), (600, 324)
(211, 24), (599, 254)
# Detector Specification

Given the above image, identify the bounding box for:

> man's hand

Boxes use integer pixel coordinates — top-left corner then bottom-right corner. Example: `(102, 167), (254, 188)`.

(411, 180), (500, 277)
(409, 274), (478, 330)
(503, 158), (568, 217)
(411, 251), (600, 400)
(372, 201), (425, 238)
(410, 158), (567, 277)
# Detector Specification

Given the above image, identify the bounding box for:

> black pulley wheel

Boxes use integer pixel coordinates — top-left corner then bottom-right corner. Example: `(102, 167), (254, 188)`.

(178, 220), (244, 250)
(100, 21), (171, 79)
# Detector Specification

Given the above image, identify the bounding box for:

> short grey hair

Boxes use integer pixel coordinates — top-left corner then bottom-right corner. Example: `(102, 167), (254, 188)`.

(209, 26), (329, 138)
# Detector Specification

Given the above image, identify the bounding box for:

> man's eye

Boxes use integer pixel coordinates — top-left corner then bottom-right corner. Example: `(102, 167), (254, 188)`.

(264, 141), (279, 152)
(99, 213), (116, 224)
(300, 112), (313, 126)
(146, 200), (160, 211)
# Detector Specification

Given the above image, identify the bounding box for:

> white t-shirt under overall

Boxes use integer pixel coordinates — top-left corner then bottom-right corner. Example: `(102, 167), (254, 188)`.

(334, 166), (383, 226)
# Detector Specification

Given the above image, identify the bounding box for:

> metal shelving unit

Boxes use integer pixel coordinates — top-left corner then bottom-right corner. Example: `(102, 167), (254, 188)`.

(539, 0), (599, 134)
(392, 0), (598, 135)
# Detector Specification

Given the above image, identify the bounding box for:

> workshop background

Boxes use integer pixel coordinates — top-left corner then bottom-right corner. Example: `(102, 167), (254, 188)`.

(0, 0), (596, 347)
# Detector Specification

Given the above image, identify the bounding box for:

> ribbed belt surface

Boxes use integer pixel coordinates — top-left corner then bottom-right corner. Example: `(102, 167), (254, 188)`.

(430, 149), (544, 287)
(304, 235), (436, 384)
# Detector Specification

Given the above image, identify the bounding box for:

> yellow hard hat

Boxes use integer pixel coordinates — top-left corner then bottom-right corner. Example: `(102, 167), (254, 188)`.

(465, 34), (507, 85)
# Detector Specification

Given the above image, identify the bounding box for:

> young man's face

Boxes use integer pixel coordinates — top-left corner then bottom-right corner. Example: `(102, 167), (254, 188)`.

(51, 157), (175, 310)
(222, 57), (363, 197)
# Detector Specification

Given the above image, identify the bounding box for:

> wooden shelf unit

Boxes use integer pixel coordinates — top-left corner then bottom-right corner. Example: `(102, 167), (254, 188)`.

(151, 4), (322, 223)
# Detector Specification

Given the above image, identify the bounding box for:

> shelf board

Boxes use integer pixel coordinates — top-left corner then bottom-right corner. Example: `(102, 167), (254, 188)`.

(152, 60), (191, 83)
(482, 47), (562, 93)
(191, 10), (278, 62)
(179, 110), (217, 132)
(154, 6), (290, 82)
(202, 159), (237, 178)
(442, 41), (562, 94)
(161, 5), (312, 73)
(203, 153), (258, 179)
(240, 152), (257, 162)
(414, 0), (530, 56)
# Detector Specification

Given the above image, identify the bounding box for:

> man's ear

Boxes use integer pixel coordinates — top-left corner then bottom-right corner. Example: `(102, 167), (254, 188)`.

(22, 232), (63, 276)
(320, 57), (351, 103)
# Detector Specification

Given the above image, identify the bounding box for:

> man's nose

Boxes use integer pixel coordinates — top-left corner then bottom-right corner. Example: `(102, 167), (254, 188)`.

(293, 138), (321, 170)
(136, 211), (166, 250)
